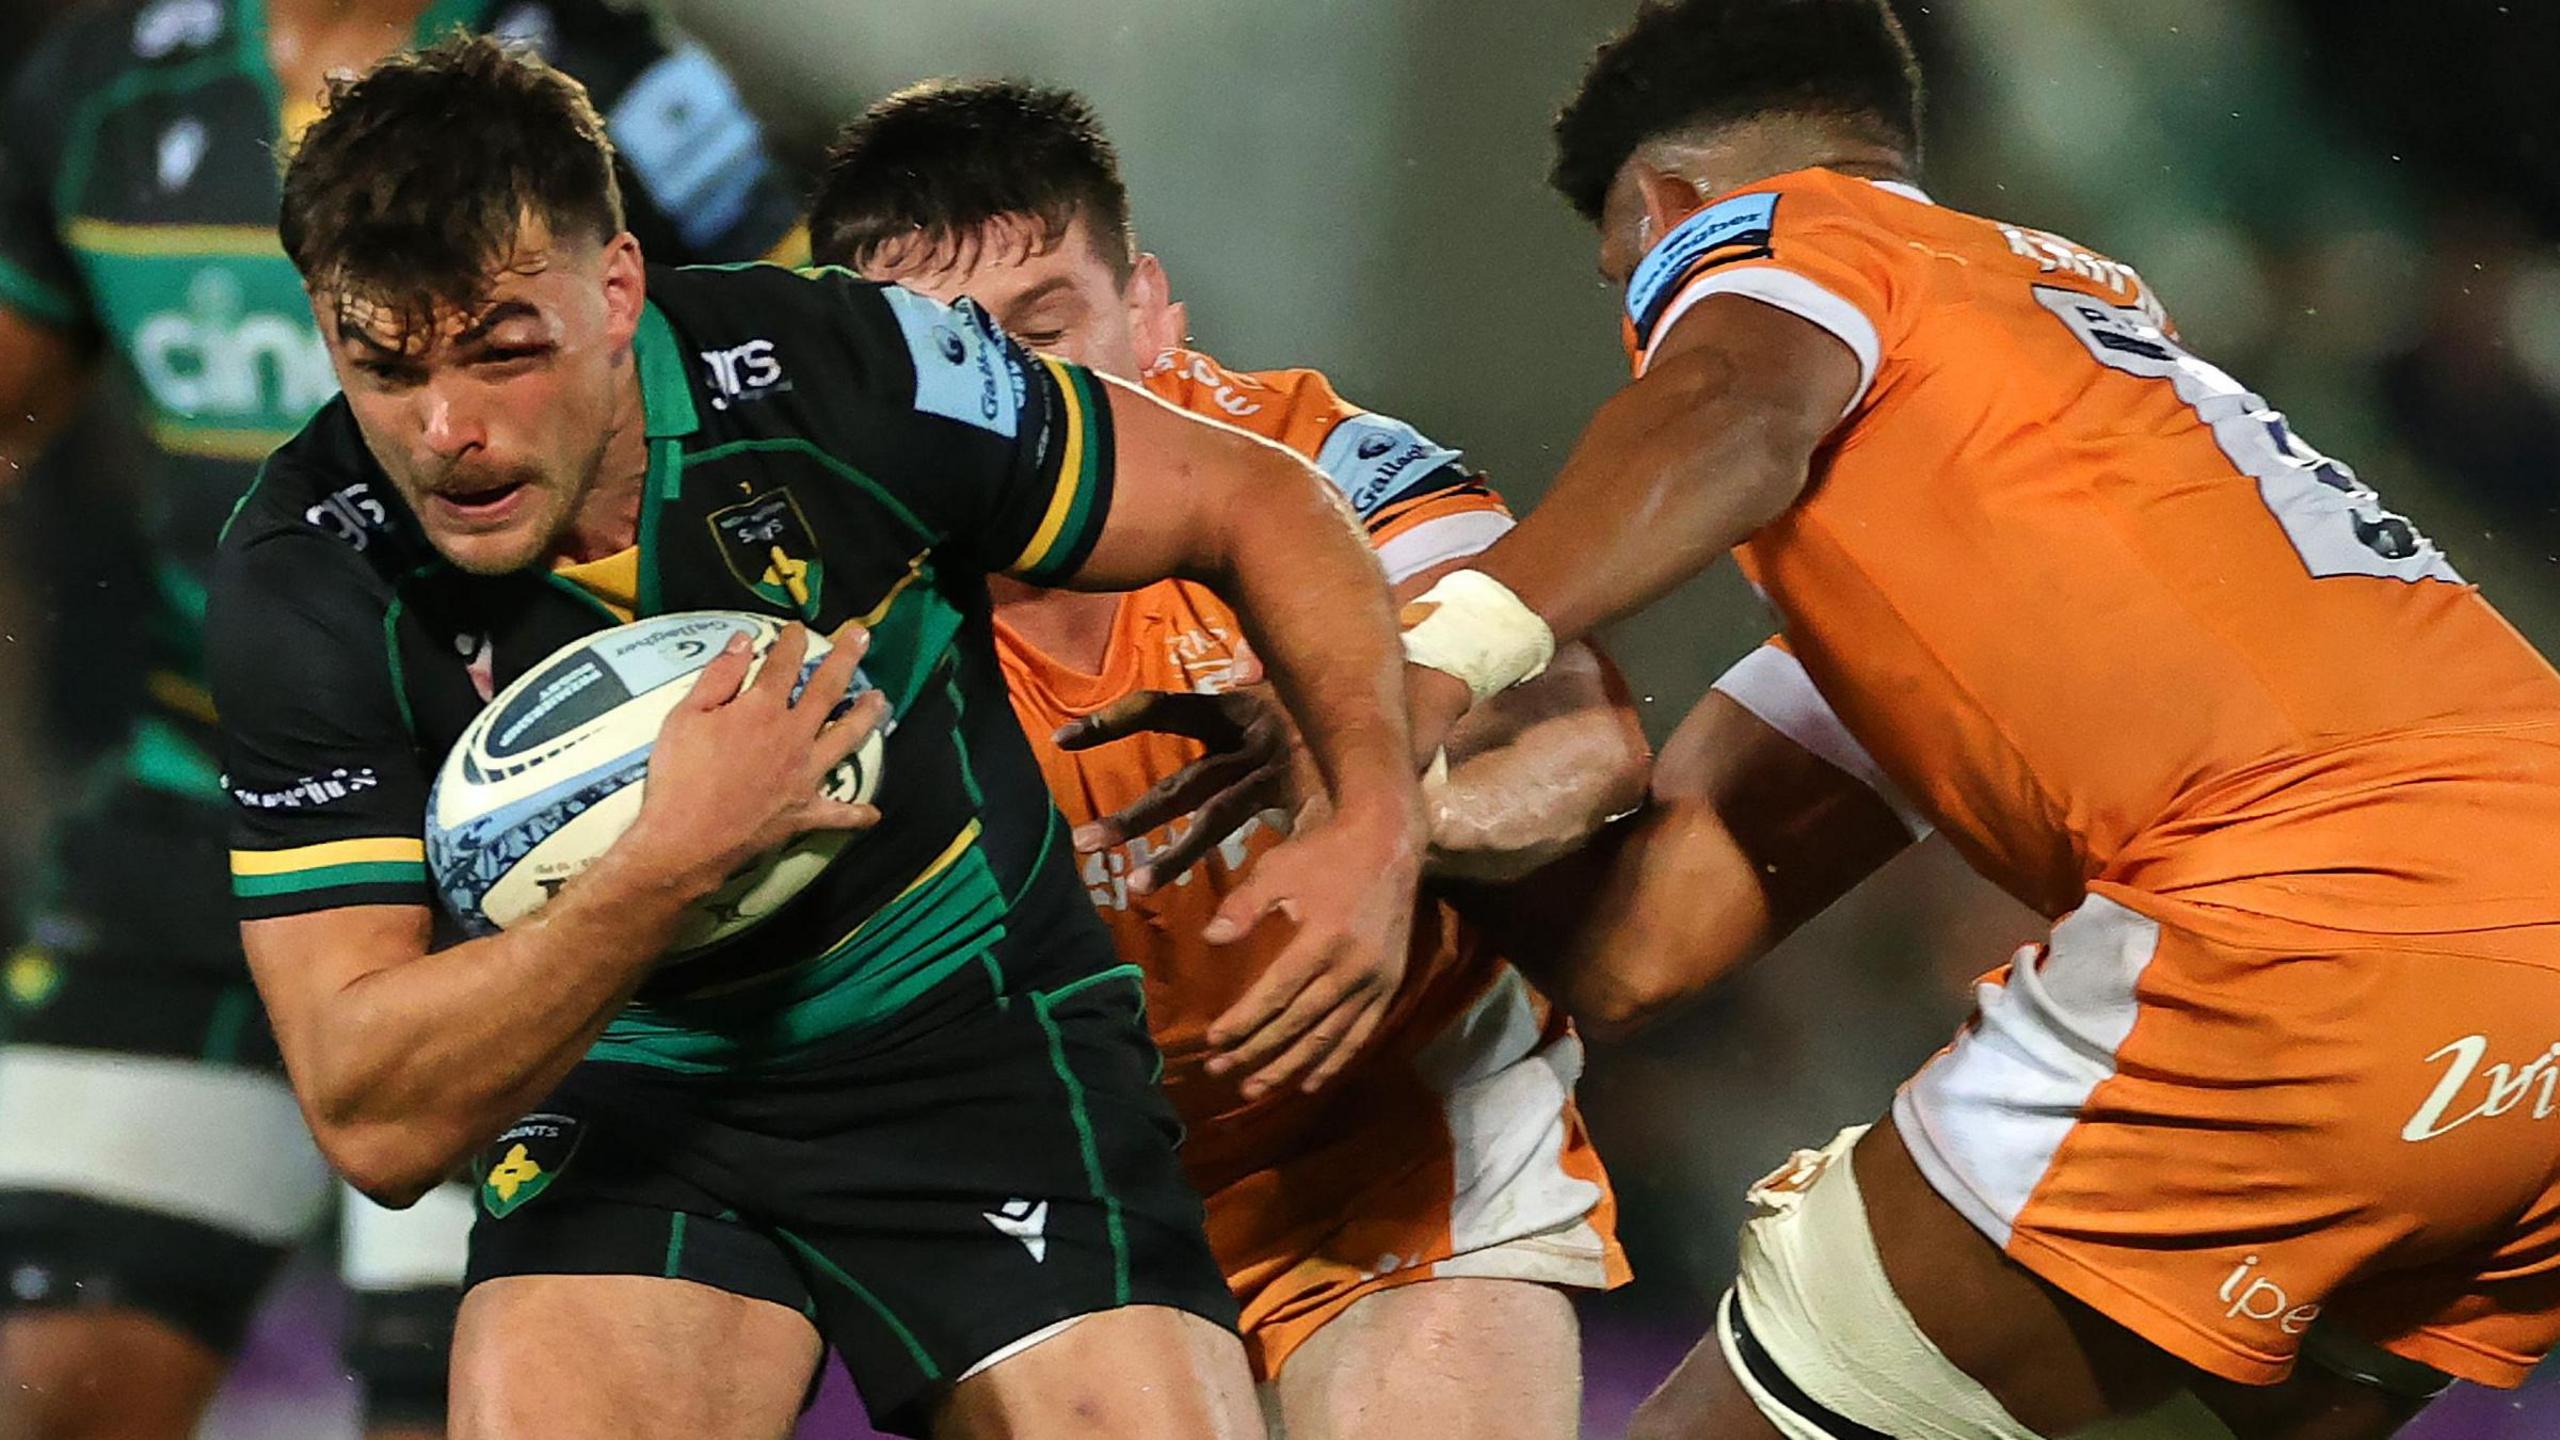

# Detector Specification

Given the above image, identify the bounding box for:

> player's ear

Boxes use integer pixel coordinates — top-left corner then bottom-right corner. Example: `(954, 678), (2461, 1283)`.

(1126, 252), (1184, 358)
(1632, 162), (1707, 247)
(597, 231), (646, 345)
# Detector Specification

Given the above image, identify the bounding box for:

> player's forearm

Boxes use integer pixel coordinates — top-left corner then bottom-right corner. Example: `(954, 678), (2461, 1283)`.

(1207, 458), (1424, 833)
(279, 847), (709, 1204)
(1449, 797), (1782, 1042)
(1427, 645), (1649, 882)
(1474, 353), (1810, 651)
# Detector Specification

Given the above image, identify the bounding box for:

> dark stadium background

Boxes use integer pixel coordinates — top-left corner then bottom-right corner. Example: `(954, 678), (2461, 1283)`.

(1, 0), (2554, 1433)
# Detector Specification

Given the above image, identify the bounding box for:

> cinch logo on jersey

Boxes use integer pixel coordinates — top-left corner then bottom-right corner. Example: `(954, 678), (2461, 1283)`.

(1314, 414), (1462, 515)
(1624, 191), (1780, 349)
(126, 266), (335, 427)
(2401, 1034), (2560, 1142)
(700, 338), (788, 410)
(2216, 1254), (2321, 1335)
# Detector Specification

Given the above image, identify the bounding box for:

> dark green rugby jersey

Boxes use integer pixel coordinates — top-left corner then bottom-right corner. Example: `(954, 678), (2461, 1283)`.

(0, 0), (802, 971)
(209, 263), (1125, 1069)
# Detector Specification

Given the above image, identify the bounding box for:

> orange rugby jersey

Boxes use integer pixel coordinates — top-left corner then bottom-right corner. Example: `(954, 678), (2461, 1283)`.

(1627, 169), (2560, 930)
(1000, 348), (1514, 1176)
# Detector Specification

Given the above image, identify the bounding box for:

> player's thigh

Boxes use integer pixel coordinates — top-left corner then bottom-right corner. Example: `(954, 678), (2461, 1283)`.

(1271, 1277), (1581, 1440)
(932, 1304), (1262, 1440)
(450, 1273), (820, 1440)
(1627, 1117), (2198, 1440)
(457, 1135), (827, 1440)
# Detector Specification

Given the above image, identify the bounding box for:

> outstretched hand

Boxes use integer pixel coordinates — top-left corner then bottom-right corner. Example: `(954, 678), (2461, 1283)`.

(1194, 799), (1420, 1098)
(1057, 656), (1318, 894)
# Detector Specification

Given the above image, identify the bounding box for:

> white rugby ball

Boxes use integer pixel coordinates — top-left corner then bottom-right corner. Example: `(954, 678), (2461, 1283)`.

(425, 611), (887, 955)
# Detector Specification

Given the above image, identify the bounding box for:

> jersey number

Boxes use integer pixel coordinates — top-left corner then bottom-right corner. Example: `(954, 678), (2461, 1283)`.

(2035, 287), (2461, 585)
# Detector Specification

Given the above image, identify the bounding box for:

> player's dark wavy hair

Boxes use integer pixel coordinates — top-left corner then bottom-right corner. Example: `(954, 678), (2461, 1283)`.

(811, 80), (1135, 280)
(1551, 0), (1923, 222)
(279, 32), (626, 337)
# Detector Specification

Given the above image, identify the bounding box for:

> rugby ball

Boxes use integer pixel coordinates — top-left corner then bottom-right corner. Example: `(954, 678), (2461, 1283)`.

(425, 611), (887, 955)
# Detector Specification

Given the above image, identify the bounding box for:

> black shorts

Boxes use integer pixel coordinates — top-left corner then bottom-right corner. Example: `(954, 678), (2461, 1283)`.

(0, 947), (463, 1424)
(465, 963), (1235, 1437)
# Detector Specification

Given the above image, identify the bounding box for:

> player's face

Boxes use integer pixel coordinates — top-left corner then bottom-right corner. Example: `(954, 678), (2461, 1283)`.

(317, 221), (645, 575)
(862, 213), (1174, 381)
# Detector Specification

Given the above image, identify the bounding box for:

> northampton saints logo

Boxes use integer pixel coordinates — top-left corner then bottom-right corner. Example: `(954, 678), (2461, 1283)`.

(474, 1111), (584, 1218)
(709, 489), (825, 620)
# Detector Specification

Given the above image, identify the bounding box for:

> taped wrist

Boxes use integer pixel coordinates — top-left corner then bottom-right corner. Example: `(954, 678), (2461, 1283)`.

(1398, 570), (1555, 707)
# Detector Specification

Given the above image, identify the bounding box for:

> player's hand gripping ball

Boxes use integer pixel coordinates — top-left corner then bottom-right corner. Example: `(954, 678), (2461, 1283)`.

(426, 611), (888, 954)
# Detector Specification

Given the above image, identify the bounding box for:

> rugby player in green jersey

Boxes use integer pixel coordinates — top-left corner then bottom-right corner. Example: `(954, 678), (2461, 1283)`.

(0, 2), (801, 1436)
(209, 36), (1426, 1440)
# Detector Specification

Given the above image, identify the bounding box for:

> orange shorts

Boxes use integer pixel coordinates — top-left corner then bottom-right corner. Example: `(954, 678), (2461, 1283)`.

(1188, 968), (1628, 1378)
(1896, 889), (2560, 1388)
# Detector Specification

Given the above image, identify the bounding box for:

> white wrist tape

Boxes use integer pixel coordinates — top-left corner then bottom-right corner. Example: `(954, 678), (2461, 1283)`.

(1398, 570), (1555, 707)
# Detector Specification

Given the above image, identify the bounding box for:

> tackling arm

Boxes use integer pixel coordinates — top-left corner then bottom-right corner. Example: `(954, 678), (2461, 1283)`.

(1455, 683), (1916, 1042)
(1410, 559), (1649, 881)
(1407, 296), (1860, 746)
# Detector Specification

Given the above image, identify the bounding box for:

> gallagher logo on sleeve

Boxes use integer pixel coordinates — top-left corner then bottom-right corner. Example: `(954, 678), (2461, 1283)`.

(1625, 191), (1781, 353)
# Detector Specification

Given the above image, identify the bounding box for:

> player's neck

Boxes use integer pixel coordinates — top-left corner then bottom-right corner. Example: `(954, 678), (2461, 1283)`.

(991, 578), (1125, 678)
(551, 372), (649, 566)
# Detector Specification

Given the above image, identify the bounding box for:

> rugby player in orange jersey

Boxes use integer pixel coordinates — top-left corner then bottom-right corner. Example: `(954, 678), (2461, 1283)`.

(1384, 2), (2560, 1438)
(809, 81), (1646, 1440)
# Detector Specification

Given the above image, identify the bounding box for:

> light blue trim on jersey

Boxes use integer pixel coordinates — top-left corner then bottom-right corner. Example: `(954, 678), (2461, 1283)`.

(878, 286), (1025, 439)
(1311, 412), (1463, 517)
(609, 41), (769, 252)
(1626, 191), (1780, 336)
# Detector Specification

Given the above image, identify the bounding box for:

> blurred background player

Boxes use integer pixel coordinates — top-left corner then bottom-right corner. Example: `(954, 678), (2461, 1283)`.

(0, 2), (803, 1436)
(810, 81), (1644, 1439)
(1395, 0), (2560, 1437)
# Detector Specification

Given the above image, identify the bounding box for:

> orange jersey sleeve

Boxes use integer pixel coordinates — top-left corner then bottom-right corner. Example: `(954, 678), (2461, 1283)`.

(1624, 168), (2560, 928)
(1142, 347), (1511, 582)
